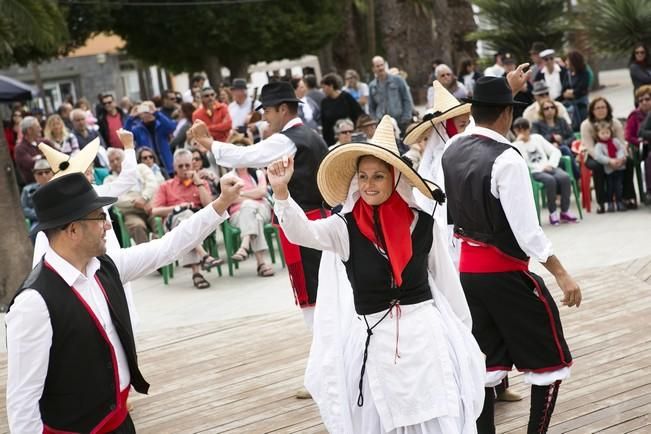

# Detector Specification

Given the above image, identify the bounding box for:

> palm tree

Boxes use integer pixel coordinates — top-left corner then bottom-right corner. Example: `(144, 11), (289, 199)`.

(579, 0), (651, 54)
(469, 0), (568, 64)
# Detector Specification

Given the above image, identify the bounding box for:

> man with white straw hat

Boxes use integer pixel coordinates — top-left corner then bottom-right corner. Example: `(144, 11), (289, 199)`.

(442, 69), (582, 433)
(266, 115), (484, 432)
(6, 171), (243, 434)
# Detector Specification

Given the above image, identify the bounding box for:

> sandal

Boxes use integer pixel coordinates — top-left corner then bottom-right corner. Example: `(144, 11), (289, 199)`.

(231, 246), (249, 262)
(192, 272), (210, 289)
(200, 255), (223, 271)
(257, 263), (274, 277)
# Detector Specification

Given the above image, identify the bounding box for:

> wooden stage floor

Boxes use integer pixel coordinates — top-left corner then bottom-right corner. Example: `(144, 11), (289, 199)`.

(2, 256), (651, 433)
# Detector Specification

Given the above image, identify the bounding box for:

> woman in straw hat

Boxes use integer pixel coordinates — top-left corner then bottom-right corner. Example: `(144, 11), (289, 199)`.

(267, 115), (485, 433)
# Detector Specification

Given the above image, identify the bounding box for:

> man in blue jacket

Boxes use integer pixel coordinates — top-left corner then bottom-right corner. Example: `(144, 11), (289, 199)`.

(125, 102), (177, 176)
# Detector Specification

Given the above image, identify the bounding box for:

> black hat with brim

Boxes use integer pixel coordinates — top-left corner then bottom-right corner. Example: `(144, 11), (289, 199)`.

(462, 76), (527, 106)
(254, 81), (302, 111)
(32, 172), (116, 232)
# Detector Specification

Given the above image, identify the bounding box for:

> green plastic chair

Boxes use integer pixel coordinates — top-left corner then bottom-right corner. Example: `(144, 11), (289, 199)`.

(221, 220), (285, 277)
(629, 144), (646, 199)
(530, 155), (583, 223)
(111, 208), (132, 248)
(154, 216), (174, 284)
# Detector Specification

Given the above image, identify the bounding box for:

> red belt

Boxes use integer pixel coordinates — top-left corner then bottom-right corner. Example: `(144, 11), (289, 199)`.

(458, 237), (529, 273)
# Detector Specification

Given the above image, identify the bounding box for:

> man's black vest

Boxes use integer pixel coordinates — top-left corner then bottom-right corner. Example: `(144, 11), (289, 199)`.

(281, 124), (329, 210)
(343, 210), (433, 315)
(442, 134), (528, 260)
(9, 255), (149, 432)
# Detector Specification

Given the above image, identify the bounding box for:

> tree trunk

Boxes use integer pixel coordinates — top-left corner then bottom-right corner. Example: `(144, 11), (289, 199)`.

(202, 55), (223, 88)
(331, 0), (365, 76)
(225, 57), (249, 82)
(447, 0), (478, 68)
(377, 0), (437, 96)
(0, 136), (33, 309)
(318, 41), (336, 75)
(431, 0), (452, 66)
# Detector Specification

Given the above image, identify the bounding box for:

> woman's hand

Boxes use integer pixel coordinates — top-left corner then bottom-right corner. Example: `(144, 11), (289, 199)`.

(267, 156), (295, 200)
(116, 128), (135, 150)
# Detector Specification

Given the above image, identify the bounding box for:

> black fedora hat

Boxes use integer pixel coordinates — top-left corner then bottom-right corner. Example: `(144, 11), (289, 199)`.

(32, 172), (116, 232)
(462, 76), (527, 106)
(255, 81), (301, 111)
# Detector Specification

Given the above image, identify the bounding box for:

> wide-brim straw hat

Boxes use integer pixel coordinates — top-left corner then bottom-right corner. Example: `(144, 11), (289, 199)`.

(317, 115), (445, 207)
(39, 137), (100, 179)
(403, 81), (470, 145)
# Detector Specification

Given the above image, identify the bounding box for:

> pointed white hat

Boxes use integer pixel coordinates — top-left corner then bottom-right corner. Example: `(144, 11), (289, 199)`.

(38, 137), (100, 179)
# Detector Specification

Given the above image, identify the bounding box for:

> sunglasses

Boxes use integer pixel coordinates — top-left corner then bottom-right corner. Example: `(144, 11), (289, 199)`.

(543, 106), (556, 111)
(202, 93), (216, 98)
(192, 157), (202, 161)
(544, 57), (554, 61)
(636, 50), (646, 54)
(141, 154), (154, 160)
(339, 130), (354, 134)
(34, 170), (52, 176)
(176, 163), (192, 169)
(439, 73), (452, 77)
(102, 100), (114, 105)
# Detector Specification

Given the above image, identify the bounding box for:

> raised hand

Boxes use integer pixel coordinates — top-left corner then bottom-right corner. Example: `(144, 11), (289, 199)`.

(266, 156), (294, 199)
(188, 120), (213, 153)
(116, 128), (135, 149)
(217, 173), (245, 206)
(506, 63), (531, 94)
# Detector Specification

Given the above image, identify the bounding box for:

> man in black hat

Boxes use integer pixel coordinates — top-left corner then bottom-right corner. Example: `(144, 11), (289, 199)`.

(442, 69), (582, 434)
(6, 172), (243, 433)
(188, 80), (329, 399)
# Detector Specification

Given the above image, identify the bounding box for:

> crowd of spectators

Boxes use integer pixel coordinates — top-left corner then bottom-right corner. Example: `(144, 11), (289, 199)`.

(6, 41), (651, 286)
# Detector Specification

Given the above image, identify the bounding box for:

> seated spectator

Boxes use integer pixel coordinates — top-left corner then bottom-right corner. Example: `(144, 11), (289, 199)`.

(137, 146), (167, 185)
(332, 118), (355, 146)
(126, 102), (177, 177)
(629, 43), (651, 103)
(170, 102), (196, 151)
(581, 97), (636, 212)
(512, 118), (577, 225)
(534, 49), (571, 101)
(321, 72), (363, 146)
(457, 58), (482, 97)
(70, 108), (106, 150)
(355, 114), (377, 141)
(14, 116), (48, 186)
(160, 89), (180, 120)
(523, 81), (572, 125)
(74, 97), (98, 130)
(21, 159), (53, 233)
(343, 69), (369, 112)
(632, 88), (651, 204)
(593, 121), (627, 212)
(427, 64), (468, 107)
(191, 147), (220, 196)
(228, 165), (274, 277)
(192, 86), (232, 142)
(152, 149), (222, 289)
(560, 50), (590, 130)
(44, 114), (79, 156)
(104, 148), (160, 244)
(531, 97), (579, 178)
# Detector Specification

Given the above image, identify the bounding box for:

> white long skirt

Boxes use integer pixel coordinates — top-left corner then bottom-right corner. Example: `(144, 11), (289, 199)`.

(343, 300), (482, 433)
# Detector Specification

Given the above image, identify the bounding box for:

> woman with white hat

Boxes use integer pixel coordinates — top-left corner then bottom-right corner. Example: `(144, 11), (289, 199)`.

(267, 115), (485, 433)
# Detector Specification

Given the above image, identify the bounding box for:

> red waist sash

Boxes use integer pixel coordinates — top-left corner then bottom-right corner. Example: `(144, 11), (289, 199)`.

(458, 237), (529, 273)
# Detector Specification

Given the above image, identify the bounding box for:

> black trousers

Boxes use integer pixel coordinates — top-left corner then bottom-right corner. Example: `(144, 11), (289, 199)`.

(586, 156), (636, 205)
(109, 414), (136, 434)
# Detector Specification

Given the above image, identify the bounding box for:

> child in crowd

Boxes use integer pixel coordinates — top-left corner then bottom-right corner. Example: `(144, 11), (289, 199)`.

(594, 121), (627, 212)
(512, 117), (577, 225)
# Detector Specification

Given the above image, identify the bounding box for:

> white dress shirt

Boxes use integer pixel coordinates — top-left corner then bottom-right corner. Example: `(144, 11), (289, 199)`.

(210, 117), (301, 169)
(450, 126), (553, 263)
(228, 98), (260, 129)
(6, 205), (228, 434)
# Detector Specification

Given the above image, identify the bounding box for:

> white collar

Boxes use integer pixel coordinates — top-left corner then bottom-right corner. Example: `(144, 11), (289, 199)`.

(44, 243), (101, 287)
(465, 125), (511, 145)
(282, 117), (303, 132)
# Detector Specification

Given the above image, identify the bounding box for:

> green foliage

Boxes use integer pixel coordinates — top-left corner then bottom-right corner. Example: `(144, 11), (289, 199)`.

(0, 0), (108, 67)
(579, 0), (651, 54)
(108, 0), (342, 74)
(469, 0), (568, 63)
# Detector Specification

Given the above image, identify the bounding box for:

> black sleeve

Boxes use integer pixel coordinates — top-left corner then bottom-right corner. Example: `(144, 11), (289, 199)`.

(630, 63), (651, 86)
(639, 112), (651, 141)
(346, 92), (363, 124)
(571, 70), (590, 98)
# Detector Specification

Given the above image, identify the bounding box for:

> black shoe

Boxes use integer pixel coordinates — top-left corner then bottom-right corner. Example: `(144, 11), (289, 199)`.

(596, 204), (605, 214)
(626, 200), (638, 210)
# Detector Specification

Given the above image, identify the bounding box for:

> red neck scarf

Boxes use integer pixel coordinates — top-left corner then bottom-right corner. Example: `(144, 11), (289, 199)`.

(445, 118), (459, 138)
(352, 189), (414, 287)
(605, 138), (618, 158)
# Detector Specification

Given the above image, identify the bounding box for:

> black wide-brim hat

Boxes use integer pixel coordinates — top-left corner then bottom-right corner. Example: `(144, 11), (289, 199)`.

(255, 81), (301, 111)
(462, 76), (527, 106)
(33, 172), (116, 232)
